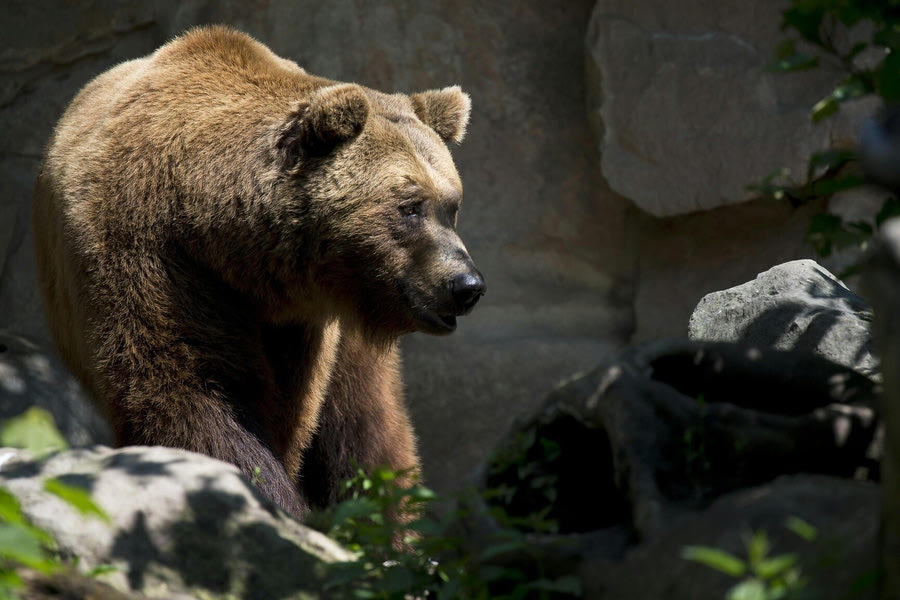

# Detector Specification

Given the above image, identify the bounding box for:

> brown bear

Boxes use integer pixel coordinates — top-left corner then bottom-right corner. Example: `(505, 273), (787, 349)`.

(32, 26), (484, 519)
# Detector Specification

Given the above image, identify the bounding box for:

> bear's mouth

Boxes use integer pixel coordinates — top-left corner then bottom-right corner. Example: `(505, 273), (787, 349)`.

(413, 308), (458, 333)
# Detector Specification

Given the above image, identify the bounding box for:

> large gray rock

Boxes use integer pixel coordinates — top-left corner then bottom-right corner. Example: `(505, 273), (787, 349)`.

(1, 0), (632, 498)
(0, 330), (111, 447)
(585, 0), (877, 216)
(688, 259), (878, 377)
(582, 475), (879, 600)
(0, 446), (354, 600)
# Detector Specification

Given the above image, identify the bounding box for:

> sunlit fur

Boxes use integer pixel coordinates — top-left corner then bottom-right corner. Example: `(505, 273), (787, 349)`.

(32, 26), (475, 519)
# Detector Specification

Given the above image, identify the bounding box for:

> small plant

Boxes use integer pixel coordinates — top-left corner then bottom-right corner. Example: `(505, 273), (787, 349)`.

(0, 408), (112, 600)
(682, 517), (818, 600)
(484, 426), (563, 535)
(250, 465), (264, 487)
(683, 395), (712, 478)
(313, 464), (581, 599)
(751, 0), (900, 269)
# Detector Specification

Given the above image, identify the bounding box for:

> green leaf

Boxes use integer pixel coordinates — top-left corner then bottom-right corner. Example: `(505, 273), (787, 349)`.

(43, 479), (110, 523)
(746, 531), (770, 567)
(0, 408), (68, 458)
(876, 197), (900, 227)
(0, 569), (23, 598)
(807, 148), (855, 177)
(833, 76), (875, 102)
(681, 546), (747, 577)
(774, 39), (798, 60)
(874, 26), (900, 52)
(404, 485), (436, 501)
(811, 96), (839, 123)
(785, 516), (818, 541)
(876, 50), (900, 102)
(437, 577), (461, 600)
(844, 41), (869, 61)
(727, 579), (768, 600)
(331, 497), (380, 525)
(0, 489), (26, 526)
(767, 39), (819, 72)
(380, 564), (418, 593)
(0, 523), (55, 573)
(810, 175), (866, 196)
(86, 564), (120, 578)
(479, 539), (527, 561)
(756, 553), (798, 579)
(782, 5), (825, 46)
(847, 220), (874, 235)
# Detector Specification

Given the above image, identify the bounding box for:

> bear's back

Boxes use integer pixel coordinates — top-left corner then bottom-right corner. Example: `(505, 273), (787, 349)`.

(41, 27), (337, 239)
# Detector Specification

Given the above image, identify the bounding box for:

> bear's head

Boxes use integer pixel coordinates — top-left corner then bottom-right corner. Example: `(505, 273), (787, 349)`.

(273, 83), (484, 337)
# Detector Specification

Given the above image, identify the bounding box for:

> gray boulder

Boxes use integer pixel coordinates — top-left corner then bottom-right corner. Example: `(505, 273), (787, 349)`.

(0, 330), (111, 447)
(688, 260), (878, 377)
(581, 474), (879, 600)
(0, 446), (354, 599)
(585, 0), (877, 217)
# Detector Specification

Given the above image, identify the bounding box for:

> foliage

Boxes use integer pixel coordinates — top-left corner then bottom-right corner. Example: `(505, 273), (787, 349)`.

(683, 394), (712, 478)
(0, 409), (112, 600)
(0, 408), (68, 459)
(752, 0), (900, 262)
(313, 463), (581, 600)
(483, 425), (563, 534)
(682, 518), (818, 600)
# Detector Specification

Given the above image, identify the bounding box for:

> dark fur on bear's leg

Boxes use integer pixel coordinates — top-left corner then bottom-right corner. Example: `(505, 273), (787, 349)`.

(300, 330), (419, 509)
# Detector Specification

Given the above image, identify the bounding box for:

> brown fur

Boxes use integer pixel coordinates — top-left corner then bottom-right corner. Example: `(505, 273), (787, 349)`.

(32, 26), (481, 519)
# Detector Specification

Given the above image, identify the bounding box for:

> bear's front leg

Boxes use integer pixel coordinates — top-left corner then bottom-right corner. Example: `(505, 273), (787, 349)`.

(104, 351), (309, 520)
(298, 332), (420, 510)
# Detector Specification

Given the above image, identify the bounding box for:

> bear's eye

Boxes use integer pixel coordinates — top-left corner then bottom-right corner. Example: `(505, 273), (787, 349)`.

(399, 201), (424, 218)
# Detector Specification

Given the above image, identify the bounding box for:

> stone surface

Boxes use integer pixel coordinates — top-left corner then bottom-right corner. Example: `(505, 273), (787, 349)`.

(0, 0), (632, 497)
(0, 446), (354, 599)
(688, 259), (878, 377)
(0, 330), (111, 447)
(861, 217), (900, 597)
(475, 338), (879, 541)
(585, 0), (877, 217)
(630, 195), (829, 342)
(582, 475), (879, 600)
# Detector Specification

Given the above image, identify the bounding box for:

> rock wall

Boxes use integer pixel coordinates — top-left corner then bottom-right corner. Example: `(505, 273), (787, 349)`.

(585, 0), (881, 342)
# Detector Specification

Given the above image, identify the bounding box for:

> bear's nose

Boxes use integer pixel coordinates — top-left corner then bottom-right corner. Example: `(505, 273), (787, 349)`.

(450, 272), (485, 313)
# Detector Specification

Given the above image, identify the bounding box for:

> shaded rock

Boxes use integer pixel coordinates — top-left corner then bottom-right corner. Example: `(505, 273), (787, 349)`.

(861, 216), (900, 597)
(582, 475), (879, 600)
(464, 339), (880, 592)
(585, 0), (877, 216)
(0, 446), (354, 600)
(0, 330), (111, 447)
(688, 259), (878, 378)
(21, 569), (149, 600)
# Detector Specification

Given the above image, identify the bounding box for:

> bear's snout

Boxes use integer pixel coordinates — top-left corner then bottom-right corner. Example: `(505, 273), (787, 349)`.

(449, 271), (485, 314)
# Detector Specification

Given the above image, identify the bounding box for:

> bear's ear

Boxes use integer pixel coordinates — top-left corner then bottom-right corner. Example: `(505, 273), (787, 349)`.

(410, 86), (471, 144)
(274, 84), (370, 164)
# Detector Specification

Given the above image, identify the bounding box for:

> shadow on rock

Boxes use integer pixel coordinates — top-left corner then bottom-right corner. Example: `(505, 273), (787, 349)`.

(463, 338), (881, 598)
